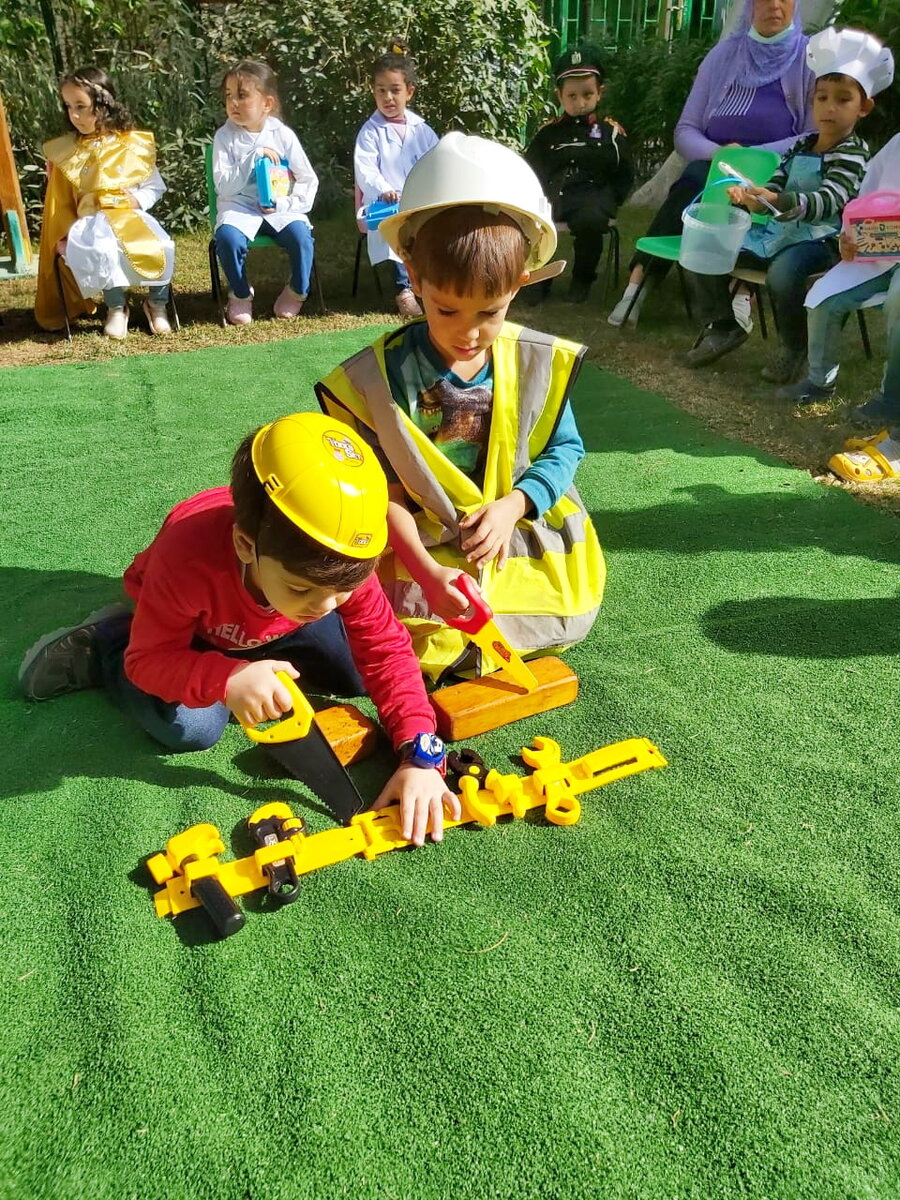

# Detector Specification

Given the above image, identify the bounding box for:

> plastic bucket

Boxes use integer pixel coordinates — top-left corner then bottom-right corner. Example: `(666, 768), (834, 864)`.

(679, 203), (751, 275)
(357, 200), (400, 231)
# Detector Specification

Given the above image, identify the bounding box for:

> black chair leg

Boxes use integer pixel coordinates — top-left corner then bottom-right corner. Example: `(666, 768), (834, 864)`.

(676, 264), (693, 321)
(311, 261), (326, 315)
(208, 238), (226, 327)
(53, 254), (72, 341)
(857, 309), (873, 359)
(352, 234), (364, 299)
(167, 288), (181, 333)
(756, 285), (768, 341)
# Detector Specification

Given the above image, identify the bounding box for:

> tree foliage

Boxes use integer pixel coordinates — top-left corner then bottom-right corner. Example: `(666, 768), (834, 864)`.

(0, 0), (553, 234)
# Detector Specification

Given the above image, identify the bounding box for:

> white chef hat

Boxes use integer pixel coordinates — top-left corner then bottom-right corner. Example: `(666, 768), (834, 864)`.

(806, 27), (894, 98)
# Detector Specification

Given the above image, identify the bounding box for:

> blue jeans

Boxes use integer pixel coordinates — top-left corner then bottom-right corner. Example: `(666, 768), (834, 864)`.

(214, 219), (314, 298)
(688, 238), (839, 353)
(95, 611), (364, 753)
(807, 266), (900, 419)
(104, 285), (169, 307)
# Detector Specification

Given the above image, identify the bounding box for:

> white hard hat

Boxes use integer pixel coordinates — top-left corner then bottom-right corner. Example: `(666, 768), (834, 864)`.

(379, 132), (557, 271)
(806, 27), (894, 97)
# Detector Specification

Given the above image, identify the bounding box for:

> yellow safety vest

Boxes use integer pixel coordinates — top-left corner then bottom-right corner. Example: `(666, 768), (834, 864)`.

(317, 321), (605, 681)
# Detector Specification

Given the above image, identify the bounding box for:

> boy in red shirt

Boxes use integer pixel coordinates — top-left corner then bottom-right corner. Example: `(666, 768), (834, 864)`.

(19, 413), (457, 845)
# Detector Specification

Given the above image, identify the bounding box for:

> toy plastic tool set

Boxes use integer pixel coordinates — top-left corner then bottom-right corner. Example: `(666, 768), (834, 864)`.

(255, 156), (292, 209)
(147, 735), (667, 939)
(843, 191), (900, 261)
(356, 199), (400, 230)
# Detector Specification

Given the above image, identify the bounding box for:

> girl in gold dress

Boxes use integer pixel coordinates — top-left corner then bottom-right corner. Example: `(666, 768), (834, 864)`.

(35, 67), (175, 339)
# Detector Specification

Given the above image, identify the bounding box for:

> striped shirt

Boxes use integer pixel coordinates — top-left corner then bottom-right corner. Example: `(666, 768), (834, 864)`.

(770, 132), (869, 223)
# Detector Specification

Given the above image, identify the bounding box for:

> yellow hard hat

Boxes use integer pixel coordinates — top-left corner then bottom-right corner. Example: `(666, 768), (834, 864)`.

(251, 413), (388, 559)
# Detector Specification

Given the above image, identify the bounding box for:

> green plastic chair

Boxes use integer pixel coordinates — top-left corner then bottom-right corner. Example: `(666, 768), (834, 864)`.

(205, 143), (325, 326)
(627, 145), (781, 325)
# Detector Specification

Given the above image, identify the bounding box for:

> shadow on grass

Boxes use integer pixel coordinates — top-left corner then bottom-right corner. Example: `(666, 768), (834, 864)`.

(701, 595), (900, 658)
(593, 482), (900, 565)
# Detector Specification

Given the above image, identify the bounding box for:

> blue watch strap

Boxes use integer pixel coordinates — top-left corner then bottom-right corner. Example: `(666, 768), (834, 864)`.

(403, 732), (446, 770)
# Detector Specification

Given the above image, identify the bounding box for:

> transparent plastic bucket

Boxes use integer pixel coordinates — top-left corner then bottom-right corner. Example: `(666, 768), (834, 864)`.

(679, 203), (751, 275)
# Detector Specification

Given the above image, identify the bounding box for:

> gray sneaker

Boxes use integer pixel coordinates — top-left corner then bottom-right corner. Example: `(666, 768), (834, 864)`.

(18, 603), (131, 701)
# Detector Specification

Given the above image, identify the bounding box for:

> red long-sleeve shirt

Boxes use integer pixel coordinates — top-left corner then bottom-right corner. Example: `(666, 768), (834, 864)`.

(122, 488), (435, 748)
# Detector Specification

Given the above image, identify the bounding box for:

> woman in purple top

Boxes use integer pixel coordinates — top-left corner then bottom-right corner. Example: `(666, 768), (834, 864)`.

(608, 0), (814, 326)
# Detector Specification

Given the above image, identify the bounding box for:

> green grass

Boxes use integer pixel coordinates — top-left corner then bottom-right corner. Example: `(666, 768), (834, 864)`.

(3, 332), (900, 1200)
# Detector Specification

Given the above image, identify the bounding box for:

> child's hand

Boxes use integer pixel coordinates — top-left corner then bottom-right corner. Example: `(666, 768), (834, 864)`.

(737, 185), (777, 215)
(372, 764), (461, 847)
(379, 189), (400, 203)
(459, 491), (530, 570)
(422, 564), (473, 622)
(726, 185), (747, 206)
(840, 228), (858, 262)
(225, 660), (299, 727)
(260, 147), (282, 164)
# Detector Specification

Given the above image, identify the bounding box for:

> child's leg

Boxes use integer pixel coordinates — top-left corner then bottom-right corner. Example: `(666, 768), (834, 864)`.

(682, 269), (749, 367)
(874, 268), (900, 418)
(766, 240), (838, 356)
(807, 274), (896, 386)
(266, 219), (314, 298)
(96, 619), (231, 751)
(559, 187), (613, 299)
(214, 223), (252, 298)
(101, 286), (129, 339)
(391, 260), (411, 293)
(248, 611), (365, 697)
(103, 287), (127, 309)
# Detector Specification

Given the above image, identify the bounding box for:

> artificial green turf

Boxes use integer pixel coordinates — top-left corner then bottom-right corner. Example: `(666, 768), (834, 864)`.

(3, 330), (900, 1200)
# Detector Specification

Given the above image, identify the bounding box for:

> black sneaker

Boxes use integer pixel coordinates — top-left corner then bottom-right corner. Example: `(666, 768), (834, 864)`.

(568, 279), (592, 304)
(683, 323), (748, 369)
(761, 347), (806, 385)
(18, 603), (130, 701)
(852, 394), (900, 427)
(775, 377), (835, 407)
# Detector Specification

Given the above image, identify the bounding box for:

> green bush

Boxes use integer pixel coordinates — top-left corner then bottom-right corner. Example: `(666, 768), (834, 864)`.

(0, 0), (553, 235)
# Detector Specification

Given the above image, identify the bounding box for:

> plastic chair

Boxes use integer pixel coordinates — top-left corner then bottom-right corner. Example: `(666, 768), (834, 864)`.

(52, 245), (181, 342)
(624, 145), (781, 324)
(205, 144), (325, 327)
(351, 184), (385, 303)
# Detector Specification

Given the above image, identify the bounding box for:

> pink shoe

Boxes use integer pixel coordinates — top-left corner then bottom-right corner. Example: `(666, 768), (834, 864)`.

(396, 288), (422, 319)
(226, 290), (253, 326)
(273, 285), (306, 318)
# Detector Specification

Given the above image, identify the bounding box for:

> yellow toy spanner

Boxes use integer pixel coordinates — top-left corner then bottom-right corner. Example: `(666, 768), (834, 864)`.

(147, 735), (668, 938)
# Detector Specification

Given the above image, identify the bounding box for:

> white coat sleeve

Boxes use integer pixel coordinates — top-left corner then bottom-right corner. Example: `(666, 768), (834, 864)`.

(354, 124), (391, 204)
(278, 128), (318, 215)
(128, 168), (166, 212)
(212, 125), (255, 198)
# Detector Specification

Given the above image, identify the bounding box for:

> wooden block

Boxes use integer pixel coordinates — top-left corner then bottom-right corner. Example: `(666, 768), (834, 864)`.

(430, 655), (578, 741)
(314, 704), (380, 765)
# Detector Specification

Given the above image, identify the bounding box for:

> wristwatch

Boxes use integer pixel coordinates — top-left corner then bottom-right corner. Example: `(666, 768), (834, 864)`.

(399, 732), (447, 773)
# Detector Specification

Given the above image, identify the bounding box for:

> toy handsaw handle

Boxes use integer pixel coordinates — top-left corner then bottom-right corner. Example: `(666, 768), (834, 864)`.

(446, 573), (491, 635)
(240, 670), (314, 743)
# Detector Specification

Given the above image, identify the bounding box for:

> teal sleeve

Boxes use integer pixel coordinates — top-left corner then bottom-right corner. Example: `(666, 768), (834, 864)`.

(514, 401), (584, 518)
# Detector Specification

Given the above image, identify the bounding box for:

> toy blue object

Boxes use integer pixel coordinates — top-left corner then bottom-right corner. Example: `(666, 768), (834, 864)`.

(357, 199), (400, 231)
(255, 157), (291, 208)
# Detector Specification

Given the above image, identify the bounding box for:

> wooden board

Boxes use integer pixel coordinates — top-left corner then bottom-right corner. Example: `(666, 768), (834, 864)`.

(430, 655), (578, 741)
(314, 704), (379, 765)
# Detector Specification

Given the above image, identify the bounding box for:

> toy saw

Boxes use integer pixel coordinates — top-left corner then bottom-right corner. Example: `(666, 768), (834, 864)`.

(148, 735), (668, 937)
(447, 573), (539, 692)
(241, 671), (365, 825)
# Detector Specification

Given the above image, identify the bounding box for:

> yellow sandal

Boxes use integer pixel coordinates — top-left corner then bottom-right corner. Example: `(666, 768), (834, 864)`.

(829, 435), (900, 483)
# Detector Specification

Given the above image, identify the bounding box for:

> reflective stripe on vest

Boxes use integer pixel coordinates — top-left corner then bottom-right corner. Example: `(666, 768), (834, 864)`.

(317, 322), (605, 680)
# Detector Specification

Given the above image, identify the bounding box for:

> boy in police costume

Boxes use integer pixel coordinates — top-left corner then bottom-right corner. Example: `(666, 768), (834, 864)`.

(317, 133), (604, 684)
(525, 43), (633, 303)
(19, 414), (458, 846)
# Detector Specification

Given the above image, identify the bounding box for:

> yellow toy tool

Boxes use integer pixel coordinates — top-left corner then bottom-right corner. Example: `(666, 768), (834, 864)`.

(447, 573), (539, 692)
(149, 736), (668, 937)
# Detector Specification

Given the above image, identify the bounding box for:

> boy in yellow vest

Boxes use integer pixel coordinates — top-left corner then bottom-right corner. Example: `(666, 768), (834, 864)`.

(317, 133), (604, 682)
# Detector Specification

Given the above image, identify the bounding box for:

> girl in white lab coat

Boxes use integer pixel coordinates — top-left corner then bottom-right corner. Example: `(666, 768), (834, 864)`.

(213, 60), (319, 325)
(354, 41), (438, 318)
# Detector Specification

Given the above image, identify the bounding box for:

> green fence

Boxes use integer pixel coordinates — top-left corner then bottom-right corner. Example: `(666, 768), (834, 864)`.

(543, 0), (725, 55)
